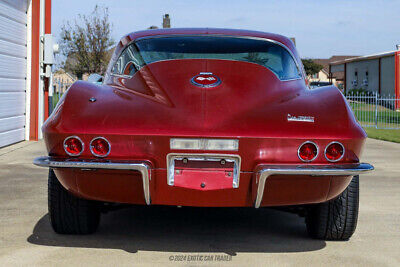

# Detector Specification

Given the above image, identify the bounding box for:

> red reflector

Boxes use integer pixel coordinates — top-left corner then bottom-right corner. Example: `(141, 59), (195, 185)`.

(298, 142), (318, 162)
(90, 137), (110, 157)
(64, 136), (83, 156)
(325, 142), (344, 162)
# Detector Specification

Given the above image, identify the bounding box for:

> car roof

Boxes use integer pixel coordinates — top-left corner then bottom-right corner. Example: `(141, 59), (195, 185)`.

(119, 28), (296, 52)
(107, 28), (303, 77)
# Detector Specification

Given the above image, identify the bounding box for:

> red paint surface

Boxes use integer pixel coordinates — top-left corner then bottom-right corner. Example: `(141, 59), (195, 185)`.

(43, 29), (367, 207)
(173, 160), (235, 190)
(45, 0), (51, 34)
(29, 0), (40, 140)
(174, 169), (233, 191)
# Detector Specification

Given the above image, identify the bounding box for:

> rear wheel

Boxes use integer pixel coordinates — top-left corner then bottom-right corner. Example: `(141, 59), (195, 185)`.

(48, 169), (100, 234)
(305, 175), (359, 240)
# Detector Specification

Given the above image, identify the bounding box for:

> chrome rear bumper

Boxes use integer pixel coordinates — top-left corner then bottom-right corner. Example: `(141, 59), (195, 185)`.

(253, 163), (374, 208)
(34, 156), (373, 208)
(33, 156), (152, 205)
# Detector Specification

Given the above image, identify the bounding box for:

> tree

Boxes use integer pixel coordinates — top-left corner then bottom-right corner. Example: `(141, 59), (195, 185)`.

(302, 59), (324, 76)
(60, 5), (115, 79)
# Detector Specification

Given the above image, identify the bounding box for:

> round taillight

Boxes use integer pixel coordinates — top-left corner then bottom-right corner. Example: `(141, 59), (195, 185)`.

(90, 137), (111, 157)
(64, 136), (84, 156)
(325, 142), (345, 162)
(298, 141), (318, 162)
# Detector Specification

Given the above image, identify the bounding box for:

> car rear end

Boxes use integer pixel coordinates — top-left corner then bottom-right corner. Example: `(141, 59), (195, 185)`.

(36, 132), (372, 208)
(34, 30), (373, 239)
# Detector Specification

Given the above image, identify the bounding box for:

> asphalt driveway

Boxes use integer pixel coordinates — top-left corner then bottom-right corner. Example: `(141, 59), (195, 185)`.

(0, 139), (399, 266)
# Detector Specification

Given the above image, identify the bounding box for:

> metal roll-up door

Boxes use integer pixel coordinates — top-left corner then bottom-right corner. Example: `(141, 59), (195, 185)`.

(0, 0), (27, 148)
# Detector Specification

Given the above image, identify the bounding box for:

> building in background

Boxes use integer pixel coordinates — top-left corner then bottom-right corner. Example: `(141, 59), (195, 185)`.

(0, 0), (53, 148)
(309, 56), (358, 89)
(53, 69), (76, 93)
(329, 47), (400, 97)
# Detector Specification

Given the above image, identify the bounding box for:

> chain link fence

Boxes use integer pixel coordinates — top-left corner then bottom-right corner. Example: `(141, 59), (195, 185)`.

(345, 93), (400, 129)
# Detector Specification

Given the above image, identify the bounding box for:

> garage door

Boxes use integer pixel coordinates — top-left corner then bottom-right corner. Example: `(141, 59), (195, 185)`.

(0, 0), (27, 148)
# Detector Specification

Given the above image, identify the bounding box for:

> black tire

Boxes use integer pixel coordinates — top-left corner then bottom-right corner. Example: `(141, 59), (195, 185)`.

(305, 175), (359, 240)
(48, 169), (100, 234)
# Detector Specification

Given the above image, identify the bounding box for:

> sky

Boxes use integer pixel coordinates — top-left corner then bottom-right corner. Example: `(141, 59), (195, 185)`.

(52, 0), (400, 59)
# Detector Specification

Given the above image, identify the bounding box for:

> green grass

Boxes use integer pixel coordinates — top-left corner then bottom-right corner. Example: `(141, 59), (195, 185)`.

(364, 128), (400, 143)
(52, 93), (63, 109)
(349, 101), (400, 142)
(349, 101), (395, 112)
(349, 102), (400, 125)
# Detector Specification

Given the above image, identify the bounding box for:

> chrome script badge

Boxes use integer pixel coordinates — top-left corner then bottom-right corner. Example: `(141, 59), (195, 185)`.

(287, 114), (315, 123)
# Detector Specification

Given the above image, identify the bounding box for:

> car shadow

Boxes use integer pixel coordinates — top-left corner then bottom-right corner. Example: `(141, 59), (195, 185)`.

(27, 206), (326, 254)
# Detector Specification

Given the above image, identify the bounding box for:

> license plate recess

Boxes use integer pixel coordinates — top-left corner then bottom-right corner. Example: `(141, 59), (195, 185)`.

(166, 154), (241, 190)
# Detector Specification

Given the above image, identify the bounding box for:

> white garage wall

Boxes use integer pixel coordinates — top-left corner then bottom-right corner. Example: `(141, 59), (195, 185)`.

(0, 0), (27, 148)
(0, 0), (28, 13)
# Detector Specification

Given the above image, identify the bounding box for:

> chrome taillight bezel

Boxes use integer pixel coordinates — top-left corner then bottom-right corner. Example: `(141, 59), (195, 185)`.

(89, 137), (111, 157)
(324, 141), (345, 162)
(63, 136), (84, 156)
(298, 141), (319, 162)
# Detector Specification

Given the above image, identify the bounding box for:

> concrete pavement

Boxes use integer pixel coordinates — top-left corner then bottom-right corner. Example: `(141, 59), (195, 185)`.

(0, 139), (399, 266)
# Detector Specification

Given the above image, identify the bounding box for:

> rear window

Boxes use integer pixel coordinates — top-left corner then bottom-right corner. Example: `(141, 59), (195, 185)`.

(112, 36), (302, 80)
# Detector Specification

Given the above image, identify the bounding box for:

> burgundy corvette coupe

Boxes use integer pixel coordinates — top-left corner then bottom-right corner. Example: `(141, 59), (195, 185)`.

(34, 28), (373, 240)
